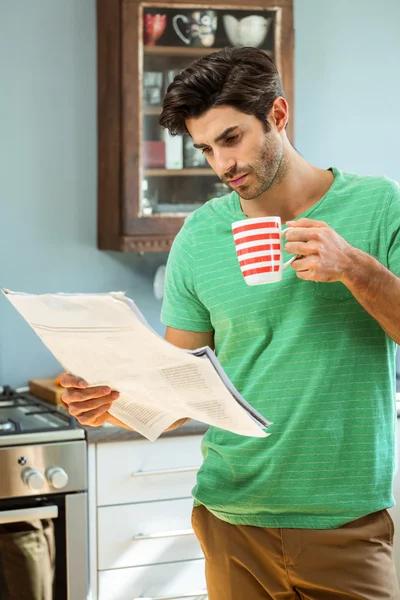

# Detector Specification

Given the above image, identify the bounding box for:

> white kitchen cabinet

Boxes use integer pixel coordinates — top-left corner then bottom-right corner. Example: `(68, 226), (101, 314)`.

(87, 434), (207, 600)
(98, 497), (203, 569)
(96, 436), (202, 505)
(389, 407), (400, 579)
(98, 560), (207, 600)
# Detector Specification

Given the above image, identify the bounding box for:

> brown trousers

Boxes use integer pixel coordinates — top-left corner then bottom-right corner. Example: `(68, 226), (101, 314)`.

(192, 505), (400, 600)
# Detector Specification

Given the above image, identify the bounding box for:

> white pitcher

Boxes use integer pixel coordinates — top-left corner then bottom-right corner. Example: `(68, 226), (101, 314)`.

(223, 14), (272, 48)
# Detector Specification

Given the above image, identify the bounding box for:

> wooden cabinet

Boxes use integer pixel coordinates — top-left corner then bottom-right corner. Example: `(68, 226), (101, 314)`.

(88, 435), (206, 600)
(97, 0), (294, 252)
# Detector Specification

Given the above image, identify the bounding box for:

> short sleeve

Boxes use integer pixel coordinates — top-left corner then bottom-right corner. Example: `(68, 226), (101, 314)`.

(161, 225), (213, 332)
(386, 180), (400, 276)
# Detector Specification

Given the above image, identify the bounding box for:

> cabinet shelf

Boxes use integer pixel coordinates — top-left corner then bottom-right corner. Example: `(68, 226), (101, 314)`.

(144, 45), (223, 57)
(144, 168), (215, 177)
(144, 45), (273, 58)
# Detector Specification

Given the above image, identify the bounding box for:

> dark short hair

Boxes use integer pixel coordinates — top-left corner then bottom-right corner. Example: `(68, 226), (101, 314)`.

(159, 46), (285, 136)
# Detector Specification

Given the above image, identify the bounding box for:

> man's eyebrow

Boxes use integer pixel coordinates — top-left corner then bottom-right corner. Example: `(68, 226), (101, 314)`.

(193, 126), (239, 149)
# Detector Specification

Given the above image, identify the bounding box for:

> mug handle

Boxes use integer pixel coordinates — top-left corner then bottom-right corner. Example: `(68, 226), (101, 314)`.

(281, 227), (299, 270)
(173, 15), (190, 45)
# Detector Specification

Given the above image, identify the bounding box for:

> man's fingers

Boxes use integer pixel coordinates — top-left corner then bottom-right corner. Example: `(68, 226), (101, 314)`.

(290, 255), (317, 272)
(92, 412), (112, 426)
(284, 227), (325, 243)
(58, 371), (120, 428)
(72, 405), (113, 426)
(286, 218), (327, 228)
(61, 386), (117, 405)
(67, 394), (117, 416)
(285, 241), (319, 256)
(59, 372), (88, 389)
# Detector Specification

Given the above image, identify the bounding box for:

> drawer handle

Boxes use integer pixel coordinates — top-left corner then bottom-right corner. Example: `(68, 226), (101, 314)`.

(131, 466), (199, 477)
(132, 528), (194, 541)
(135, 592), (207, 599)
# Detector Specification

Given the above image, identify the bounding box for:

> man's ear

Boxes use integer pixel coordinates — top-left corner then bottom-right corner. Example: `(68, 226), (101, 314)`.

(269, 96), (289, 132)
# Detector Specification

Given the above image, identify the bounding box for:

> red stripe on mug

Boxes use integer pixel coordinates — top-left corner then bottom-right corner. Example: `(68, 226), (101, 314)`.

(242, 265), (281, 277)
(239, 254), (281, 267)
(236, 243), (280, 256)
(233, 222), (279, 234)
(234, 233), (280, 245)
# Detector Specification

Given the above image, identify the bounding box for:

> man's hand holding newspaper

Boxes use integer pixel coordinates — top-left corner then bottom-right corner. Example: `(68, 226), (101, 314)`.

(2, 290), (272, 442)
(59, 372), (190, 432)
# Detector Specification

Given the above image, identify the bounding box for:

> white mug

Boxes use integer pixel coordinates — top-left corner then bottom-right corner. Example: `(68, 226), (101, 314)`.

(173, 11), (217, 47)
(232, 216), (295, 286)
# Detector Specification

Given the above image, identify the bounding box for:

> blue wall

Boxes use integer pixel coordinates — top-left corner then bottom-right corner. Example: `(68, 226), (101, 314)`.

(295, 0), (400, 179)
(1, 0), (399, 387)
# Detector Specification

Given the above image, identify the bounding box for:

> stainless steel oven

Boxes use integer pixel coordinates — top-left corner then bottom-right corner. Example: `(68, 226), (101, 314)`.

(0, 387), (88, 600)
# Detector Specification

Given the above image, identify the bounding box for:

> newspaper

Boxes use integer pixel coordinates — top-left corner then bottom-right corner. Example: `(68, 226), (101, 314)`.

(2, 289), (272, 441)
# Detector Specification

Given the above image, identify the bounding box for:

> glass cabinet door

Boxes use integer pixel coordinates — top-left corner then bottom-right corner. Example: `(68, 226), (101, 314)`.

(140, 4), (277, 218)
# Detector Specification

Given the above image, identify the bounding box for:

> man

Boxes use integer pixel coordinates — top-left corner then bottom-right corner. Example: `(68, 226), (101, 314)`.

(61, 47), (400, 598)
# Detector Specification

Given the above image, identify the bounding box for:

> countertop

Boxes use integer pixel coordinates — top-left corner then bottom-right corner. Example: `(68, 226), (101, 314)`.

(82, 419), (209, 444)
(84, 391), (400, 444)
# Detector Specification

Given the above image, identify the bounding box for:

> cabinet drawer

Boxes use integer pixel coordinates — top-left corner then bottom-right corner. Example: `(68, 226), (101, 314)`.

(98, 498), (203, 570)
(97, 436), (203, 506)
(98, 559), (207, 600)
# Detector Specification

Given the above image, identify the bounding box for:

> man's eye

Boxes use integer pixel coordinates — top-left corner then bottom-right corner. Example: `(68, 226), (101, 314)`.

(201, 147), (211, 155)
(226, 135), (239, 145)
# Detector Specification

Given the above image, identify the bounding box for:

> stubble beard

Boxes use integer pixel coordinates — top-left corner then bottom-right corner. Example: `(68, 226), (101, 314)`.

(225, 134), (286, 200)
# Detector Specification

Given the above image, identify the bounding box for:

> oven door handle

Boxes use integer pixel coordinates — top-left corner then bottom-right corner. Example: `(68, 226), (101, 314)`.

(0, 505), (58, 525)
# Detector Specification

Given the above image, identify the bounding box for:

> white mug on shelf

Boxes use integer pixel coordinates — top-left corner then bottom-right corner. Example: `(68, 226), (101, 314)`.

(173, 11), (217, 47)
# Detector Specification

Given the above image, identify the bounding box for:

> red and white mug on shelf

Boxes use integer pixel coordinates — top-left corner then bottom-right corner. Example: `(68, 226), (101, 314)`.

(232, 216), (296, 286)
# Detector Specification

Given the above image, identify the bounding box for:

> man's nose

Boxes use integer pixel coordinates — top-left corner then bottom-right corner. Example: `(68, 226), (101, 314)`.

(214, 150), (236, 179)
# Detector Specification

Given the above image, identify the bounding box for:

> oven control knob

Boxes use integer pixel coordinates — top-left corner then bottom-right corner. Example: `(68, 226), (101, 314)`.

(46, 467), (69, 489)
(22, 468), (45, 491)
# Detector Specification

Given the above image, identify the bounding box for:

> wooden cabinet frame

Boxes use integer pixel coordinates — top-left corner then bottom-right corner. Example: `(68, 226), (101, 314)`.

(97, 0), (294, 252)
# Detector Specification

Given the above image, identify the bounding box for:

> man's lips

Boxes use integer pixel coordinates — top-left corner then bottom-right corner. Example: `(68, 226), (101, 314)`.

(228, 174), (248, 187)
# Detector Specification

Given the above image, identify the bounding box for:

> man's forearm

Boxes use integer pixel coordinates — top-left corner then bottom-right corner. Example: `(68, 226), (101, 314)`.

(165, 418), (191, 431)
(342, 248), (400, 344)
(106, 414), (190, 432)
(106, 414), (134, 430)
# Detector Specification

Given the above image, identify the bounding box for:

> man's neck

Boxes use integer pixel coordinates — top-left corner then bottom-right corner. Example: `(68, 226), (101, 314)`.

(239, 146), (335, 221)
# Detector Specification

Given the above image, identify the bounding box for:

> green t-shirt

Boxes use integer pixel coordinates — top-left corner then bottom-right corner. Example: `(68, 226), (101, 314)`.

(161, 167), (400, 529)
